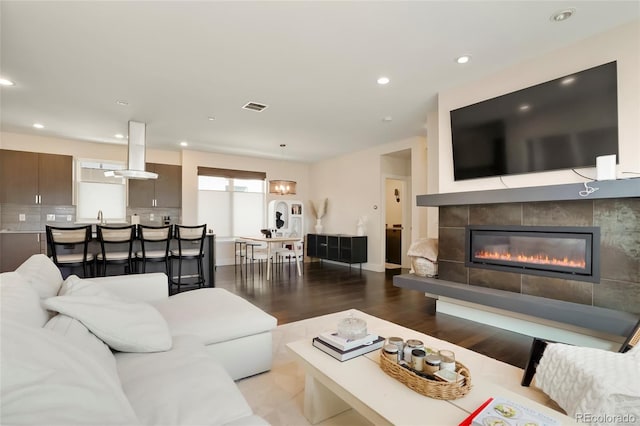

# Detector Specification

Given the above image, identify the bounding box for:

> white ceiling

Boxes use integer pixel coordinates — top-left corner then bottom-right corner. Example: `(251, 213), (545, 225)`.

(1, 1), (638, 163)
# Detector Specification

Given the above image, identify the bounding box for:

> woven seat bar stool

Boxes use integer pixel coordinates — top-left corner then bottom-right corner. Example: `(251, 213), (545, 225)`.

(96, 224), (136, 276)
(135, 224), (172, 275)
(170, 224), (207, 293)
(46, 225), (95, 277)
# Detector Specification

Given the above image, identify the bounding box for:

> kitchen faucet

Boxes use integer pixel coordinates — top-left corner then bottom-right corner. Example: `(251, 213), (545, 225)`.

(97, 210), (105, 225)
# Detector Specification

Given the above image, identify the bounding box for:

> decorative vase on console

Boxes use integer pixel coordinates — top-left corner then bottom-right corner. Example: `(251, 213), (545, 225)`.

(310, 198), (328, 235)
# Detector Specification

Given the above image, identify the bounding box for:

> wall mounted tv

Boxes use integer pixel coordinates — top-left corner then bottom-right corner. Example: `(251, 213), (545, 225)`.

(450, 61), (618, 181)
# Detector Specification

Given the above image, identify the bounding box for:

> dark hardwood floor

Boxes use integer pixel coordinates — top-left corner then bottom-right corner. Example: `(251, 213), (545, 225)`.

(210, 261), (534, 369)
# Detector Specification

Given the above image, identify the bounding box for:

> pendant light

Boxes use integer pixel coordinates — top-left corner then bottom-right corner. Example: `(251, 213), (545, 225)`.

(269, 144), (297, 195)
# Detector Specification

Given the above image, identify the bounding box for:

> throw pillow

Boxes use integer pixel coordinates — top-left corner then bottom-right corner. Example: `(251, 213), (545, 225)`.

(58, 274), (115, 298)
(0, 272), (50, 328)
(14, 253), (63, 299)
(0, 320), (140, 425)
(44, 294), (172, 353)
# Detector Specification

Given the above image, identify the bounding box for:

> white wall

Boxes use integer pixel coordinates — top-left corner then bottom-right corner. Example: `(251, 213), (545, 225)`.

(309, 136), (428, 272)
(429, 19), (640, 194)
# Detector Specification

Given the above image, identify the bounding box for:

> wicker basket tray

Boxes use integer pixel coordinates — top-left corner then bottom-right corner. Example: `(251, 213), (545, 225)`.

(379, 350), (472, 400)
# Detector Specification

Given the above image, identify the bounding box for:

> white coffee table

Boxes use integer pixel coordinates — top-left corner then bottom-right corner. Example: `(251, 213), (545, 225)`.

(287, 310), (577, 425)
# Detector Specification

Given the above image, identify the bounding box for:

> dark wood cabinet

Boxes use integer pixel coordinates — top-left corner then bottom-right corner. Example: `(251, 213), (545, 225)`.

(0, 233), (46, 272)
(0, 150), (72, 205)
(129, 163), (181, 208)
(307, 234), (367, 267)
(386, 228), (402, 264)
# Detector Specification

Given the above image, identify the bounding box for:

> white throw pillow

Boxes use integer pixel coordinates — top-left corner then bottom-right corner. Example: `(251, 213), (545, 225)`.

(15, 253), (63, 299)
(115, 335), (253, 425)
(0, 272), (50, 328)
(59, 274), (115, 298)
(44, 294), (172, 353)
(45, 314), (119, 381)
(0, 320), (140, 425)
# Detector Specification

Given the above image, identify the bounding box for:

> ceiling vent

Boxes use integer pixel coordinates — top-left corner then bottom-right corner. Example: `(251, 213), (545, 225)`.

(242, 102), (268, 112)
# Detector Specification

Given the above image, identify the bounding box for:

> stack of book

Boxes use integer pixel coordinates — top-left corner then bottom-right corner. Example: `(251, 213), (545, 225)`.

(312, 331), (385, 361)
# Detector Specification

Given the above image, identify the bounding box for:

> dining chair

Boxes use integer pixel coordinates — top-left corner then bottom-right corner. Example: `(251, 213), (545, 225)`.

(96, 224), (136, 276)
(135, 224), (172, 275)
(170, 224), (207, 293)
(46, 225), (94, 277)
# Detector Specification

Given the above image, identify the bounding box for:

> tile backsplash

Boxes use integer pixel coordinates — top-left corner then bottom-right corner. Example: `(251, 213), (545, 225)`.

(0, 203), (181, 231)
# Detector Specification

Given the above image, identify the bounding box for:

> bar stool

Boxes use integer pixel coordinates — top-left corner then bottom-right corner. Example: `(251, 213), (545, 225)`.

(46, 225), (94, 277)
(96, 224), (136, 276)
(170, 224), (206, 293)
(135, 224), (172, 274)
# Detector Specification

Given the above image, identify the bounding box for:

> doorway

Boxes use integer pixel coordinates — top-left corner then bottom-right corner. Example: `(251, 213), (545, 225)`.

(381, 148), (412, 270)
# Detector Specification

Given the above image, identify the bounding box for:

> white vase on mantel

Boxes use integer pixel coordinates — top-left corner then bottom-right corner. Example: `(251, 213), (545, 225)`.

(315, 219), (323, 234)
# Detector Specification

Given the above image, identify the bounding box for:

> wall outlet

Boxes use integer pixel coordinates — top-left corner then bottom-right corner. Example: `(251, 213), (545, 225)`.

(150, 213), (155, 221)
(19, 213), (26, 222)
(67, 215), (72, 221)
(47, 214), (55, 221)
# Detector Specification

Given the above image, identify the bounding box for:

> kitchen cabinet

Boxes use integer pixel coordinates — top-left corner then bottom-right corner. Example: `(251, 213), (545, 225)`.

(307, 234), (367, 269)
(0, 150), (72, 205)
(128, 163), (181, 208)
(0, 233), (46, 272)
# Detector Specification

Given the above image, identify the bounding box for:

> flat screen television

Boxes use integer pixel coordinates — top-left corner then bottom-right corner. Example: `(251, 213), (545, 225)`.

(450, 61), (618, 181)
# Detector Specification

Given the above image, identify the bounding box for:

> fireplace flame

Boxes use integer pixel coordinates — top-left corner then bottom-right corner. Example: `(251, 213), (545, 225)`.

(475, 250), (586, 269)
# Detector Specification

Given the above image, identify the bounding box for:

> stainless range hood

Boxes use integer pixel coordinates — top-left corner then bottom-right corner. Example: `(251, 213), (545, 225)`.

(113, 121), (158, 180)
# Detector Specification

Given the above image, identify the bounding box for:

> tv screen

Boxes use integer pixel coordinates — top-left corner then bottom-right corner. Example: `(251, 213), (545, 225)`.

(450, 61), (618, 181)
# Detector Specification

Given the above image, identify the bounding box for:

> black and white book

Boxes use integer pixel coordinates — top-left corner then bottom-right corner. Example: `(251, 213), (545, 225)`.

(318, 331), (380, 351)
(312, 335), (385, 361)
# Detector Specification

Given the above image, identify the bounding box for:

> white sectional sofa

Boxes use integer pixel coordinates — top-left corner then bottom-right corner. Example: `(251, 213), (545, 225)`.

(1, 254), (277, 425)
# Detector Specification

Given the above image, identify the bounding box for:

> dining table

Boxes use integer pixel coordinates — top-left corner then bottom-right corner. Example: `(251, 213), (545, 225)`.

(240, 235), (303, 280)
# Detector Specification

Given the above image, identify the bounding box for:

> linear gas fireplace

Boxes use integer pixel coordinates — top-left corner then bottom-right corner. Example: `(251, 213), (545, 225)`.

(465, 225), (600, 283)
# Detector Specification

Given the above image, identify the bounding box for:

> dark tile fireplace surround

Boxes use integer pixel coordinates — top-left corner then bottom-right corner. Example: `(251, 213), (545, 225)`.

(438, 198), (639, 316)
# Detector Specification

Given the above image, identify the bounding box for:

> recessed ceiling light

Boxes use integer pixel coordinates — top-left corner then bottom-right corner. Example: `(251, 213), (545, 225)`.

(207, 116), (216, 121)
(33, 123), (44, 129)
(115, 100), (129, 106)
(180, 141), (188, 147)
(551, 8), (575, 22)
(519, 104), (531, 111)
(456, 55), (471, 64)
(115, 133), (124, 139)
(377, 76), (390, 85)
(561, 76), (576, 85)
(0, 78), (15, 86)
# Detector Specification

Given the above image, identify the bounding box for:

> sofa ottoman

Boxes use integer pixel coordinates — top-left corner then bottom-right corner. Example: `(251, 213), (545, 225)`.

(152, 288), (277, 380)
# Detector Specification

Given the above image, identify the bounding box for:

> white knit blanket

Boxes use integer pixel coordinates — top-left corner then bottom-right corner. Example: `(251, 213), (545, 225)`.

(535, 343), (640, 425)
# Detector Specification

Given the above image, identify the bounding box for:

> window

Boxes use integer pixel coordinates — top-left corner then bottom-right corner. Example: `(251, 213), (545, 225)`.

(76, 159), (126, 222)
(197, 167), (266, 238)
